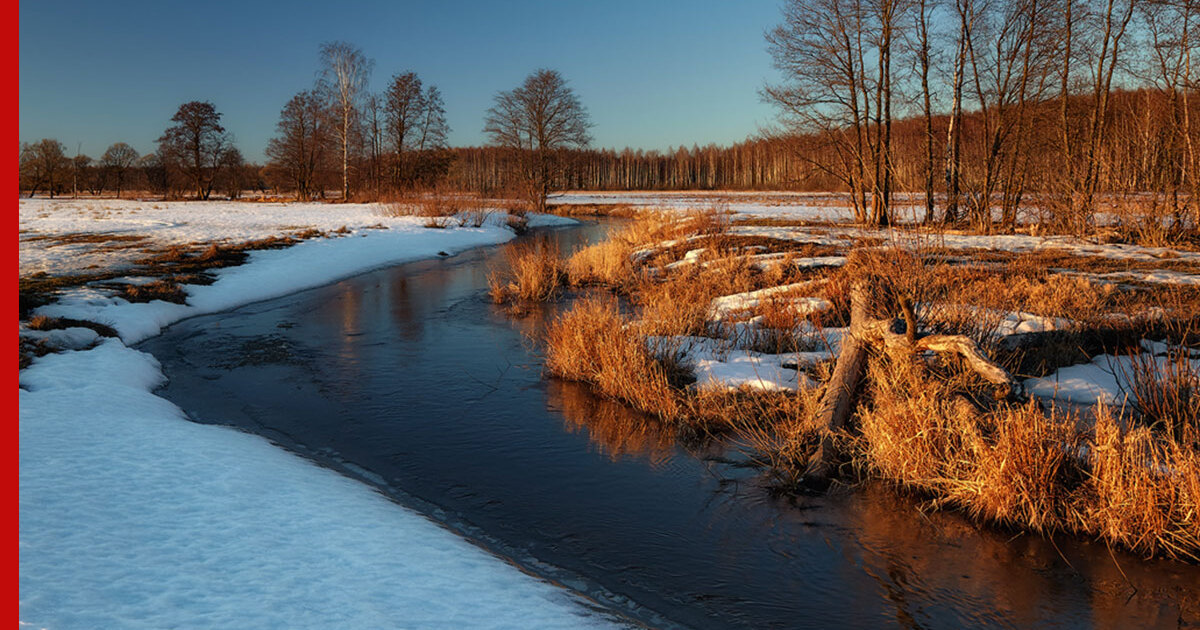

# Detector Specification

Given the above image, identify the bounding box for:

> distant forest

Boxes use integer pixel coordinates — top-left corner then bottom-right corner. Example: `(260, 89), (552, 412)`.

(19, 0), (1200, 229)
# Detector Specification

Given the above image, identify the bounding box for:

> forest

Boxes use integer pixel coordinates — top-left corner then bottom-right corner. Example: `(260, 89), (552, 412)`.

(18, 0), (1200, 233)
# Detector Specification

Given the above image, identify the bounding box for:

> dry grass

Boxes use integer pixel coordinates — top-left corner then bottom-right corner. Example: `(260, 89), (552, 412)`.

(1107, 195), (1200, 249)
(488, 237), (564, 303)
(24, 232), (151, 249)
(27, 315), (118, 338)
(121, 279), (188, 304)
(1080, 409), (1200, 559)
(1122, 334), (1199, 447)
(853, 349), (1199, 560)
(544, 296), (685, 420)
(546, 203), (641, 218)
(565, 238), (638, 287)
(382, 189), (502, 229)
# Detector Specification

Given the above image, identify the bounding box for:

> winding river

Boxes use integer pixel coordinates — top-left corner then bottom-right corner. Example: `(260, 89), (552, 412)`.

(142, 220), (1199, 629)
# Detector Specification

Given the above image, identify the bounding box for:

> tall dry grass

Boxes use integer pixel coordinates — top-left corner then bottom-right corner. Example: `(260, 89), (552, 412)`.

(855, 349), (1199, 560)
(544, 296), (686, 420)
(488, 237), (564, 303)
(382, 189), (501, 228)
(1124, 340), (1199, 447)
(565, 208), (729, 288)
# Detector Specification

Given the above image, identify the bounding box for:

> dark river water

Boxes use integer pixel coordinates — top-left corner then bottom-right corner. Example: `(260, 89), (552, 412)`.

(142, 221), (1200, 629)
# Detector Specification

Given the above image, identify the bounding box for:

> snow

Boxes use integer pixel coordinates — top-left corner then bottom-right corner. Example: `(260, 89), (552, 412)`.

(19, 326), (102, 352)
(19, 341), (622, 629)
(20, 199), (625, 628)
(708, 284), (833, 322)
(1082, 268), (1200, 287)
(932, 304), (1073, 338)
(24, 200), (572, 344)
(19, 198), (574, 277)
(662, 335), (821, 392)
(1024, 352), (1200, 407)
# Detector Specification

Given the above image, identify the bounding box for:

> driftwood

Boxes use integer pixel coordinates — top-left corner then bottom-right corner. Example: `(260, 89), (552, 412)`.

(807, 283), (1021, 481)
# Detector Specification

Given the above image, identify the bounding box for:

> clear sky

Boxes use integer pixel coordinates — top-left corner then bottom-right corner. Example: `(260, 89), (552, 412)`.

(19, 0), (785, 162)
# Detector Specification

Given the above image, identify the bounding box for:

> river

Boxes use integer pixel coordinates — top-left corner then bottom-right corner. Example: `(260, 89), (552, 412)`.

(141, 220), (1199, 629)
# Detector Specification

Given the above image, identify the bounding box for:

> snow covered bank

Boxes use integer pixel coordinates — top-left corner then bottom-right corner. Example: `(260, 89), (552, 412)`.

(20, 204), (628, 628)
(29, 206), (571, 344)
(19, 341), (621, 629)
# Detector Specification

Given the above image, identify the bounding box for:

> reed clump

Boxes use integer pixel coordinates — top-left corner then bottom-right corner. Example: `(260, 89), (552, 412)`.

(544, 296), (685, 420)
(488, 237), (564, 303)
(855, 349), (1199, 560)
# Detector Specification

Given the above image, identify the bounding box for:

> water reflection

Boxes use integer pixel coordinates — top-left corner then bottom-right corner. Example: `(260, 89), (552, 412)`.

(841, 484), (1200, 628)
(547, 379), (678, 467)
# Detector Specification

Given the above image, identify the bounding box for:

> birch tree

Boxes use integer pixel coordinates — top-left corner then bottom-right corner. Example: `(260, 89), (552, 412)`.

(317, 41), (373, 201)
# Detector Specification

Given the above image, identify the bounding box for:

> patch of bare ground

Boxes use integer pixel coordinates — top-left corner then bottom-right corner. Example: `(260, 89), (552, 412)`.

(495, 208), (1200, 560)
(23, 232), (152, 250)
(545, 203), (641, 218)
(18, 226), (350, 368)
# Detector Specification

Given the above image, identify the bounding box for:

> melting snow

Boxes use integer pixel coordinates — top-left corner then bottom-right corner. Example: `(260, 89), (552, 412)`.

(20, 201), (626, 628)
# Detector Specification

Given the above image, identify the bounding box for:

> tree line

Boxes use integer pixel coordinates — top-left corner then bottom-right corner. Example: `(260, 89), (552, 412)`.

(19, 1), (1200, 232)
(451, 0), (1198, 232)
(759, 0), (1199, 229)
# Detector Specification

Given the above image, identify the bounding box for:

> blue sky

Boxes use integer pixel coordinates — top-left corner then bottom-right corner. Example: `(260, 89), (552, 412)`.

(19, 0), (784, 162)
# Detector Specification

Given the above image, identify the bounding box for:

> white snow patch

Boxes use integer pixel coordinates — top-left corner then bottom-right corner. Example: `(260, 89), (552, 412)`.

(664, 336), (819, 391)
(19, 326), (102, 351)
(1024, 352), (1200, 407)
(709, 284), (833, 322)
(19, 341), (623, 629)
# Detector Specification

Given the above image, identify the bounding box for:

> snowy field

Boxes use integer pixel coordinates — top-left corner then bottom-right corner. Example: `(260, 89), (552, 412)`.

(19, 199), (629, 629)
(19, 197), (509, 277)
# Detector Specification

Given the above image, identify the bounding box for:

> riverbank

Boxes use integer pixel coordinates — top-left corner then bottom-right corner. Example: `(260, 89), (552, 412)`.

(18, 200), (629, 628)
(490, 206), (1200, 560)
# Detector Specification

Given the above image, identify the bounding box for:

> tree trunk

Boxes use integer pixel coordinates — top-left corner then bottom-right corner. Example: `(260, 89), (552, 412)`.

(806, 283), (1021, 482)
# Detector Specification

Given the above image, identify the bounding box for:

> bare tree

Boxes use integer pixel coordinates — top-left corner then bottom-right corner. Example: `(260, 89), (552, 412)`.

(1078, 0), (1136, 228)
(911, 0), (941, 223)
(960, 0), (1058, 229)
(1140, 0), (1200, 227)
(416, 85), (449, 153)
(70, 150), (92, 198)
(483, 69), (593, 213)
(384, 71), (424, 187)
(157, 101), (234, 200)
(412, 85), (451, 186)
(764, 0), (903, 226)
(265, 90), (329, 200)
(317, 41), (373, 201)
(19, 139), (70, 198)
(944, 0), (977, 224)
(100, 142), (139, 198)
(363, 93), (385, 196)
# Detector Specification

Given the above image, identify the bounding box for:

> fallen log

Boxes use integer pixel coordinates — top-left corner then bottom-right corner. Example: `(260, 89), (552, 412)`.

(806, 283), (1021, 482)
